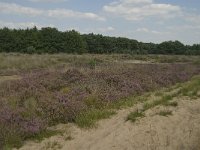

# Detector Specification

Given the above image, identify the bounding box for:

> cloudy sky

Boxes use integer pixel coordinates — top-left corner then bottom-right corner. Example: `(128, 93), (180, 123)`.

(0, 0), (200, 44)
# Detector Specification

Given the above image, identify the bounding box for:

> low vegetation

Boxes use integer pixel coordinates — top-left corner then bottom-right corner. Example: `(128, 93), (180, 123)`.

(127, 75), (200, 123)
(164, 101), (178, 107)
(0, 53), (200, 76)
(43, 141), (63, 150)
(75, 109), (116, 128)
(126, 111), (144, 122)
(0, 54), (199, 149)
(158, 111), (172, 117)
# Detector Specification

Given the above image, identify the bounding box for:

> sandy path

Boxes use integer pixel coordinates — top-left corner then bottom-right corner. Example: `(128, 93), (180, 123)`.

(20, 98), (200, 150)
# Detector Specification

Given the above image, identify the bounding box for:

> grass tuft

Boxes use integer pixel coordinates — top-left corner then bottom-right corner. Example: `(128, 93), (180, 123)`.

(43, 141), (63, 150)
(75, 109), (116, 128)
(164, 101), (178, 107)
(143, 94), (175, 111)
(178, 76), (200, 98)
(158, 110), (172, 117)
(64, 135), (73, 141)
(27, 130), (61, 142)
(126, 111), (144, 123)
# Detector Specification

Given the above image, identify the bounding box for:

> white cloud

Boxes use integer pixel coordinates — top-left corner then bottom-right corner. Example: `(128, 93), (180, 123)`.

(0, 2), (105, 21)
(83, 26), (115, 34)
(0, 20), (54, 29)
(136, 28), (149, 32)
(29, 0), (67, 2)
(0, 2), (43, 16)
(119, 0), (152, 4)
(47, 9), (105, 21)
(167, 25), (200, 31)
(103, 0), (181, 20)
(183, 13), (200, 24)
(136, 27), (170, 35)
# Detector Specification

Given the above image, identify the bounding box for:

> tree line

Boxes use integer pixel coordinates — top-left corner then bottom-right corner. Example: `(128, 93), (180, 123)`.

(0, 27), (199, 55)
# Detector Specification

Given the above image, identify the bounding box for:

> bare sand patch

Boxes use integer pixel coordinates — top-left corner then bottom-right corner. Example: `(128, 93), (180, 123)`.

(19, 98), (200, 150)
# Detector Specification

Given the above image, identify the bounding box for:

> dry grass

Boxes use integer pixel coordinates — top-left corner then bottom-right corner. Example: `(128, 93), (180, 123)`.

(0, 75), (21, 83)
(0, 53), (199, 75)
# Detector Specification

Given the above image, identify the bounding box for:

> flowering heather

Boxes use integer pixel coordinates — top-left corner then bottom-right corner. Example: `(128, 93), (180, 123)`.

(0, 63), (199, 148)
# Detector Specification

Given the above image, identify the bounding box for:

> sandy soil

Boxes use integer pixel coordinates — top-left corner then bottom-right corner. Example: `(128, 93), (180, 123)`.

(19, 98), (200, 150)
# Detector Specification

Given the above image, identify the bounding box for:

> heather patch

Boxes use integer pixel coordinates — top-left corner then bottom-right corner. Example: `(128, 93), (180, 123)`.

(0, 63), (199, 148)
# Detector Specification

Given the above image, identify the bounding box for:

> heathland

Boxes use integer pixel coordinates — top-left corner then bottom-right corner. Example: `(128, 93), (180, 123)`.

(0, 54), (200, 149)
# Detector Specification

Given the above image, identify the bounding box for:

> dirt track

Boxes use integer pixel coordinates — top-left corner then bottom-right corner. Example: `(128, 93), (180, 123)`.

(19, 97), (200, 150)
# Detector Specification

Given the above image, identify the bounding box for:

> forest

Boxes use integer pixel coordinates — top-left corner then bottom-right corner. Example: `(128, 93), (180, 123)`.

(0, 27), (200, 55)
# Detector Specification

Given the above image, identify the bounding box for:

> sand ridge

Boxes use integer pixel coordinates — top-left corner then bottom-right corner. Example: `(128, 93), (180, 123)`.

(19, 98), (200, 150)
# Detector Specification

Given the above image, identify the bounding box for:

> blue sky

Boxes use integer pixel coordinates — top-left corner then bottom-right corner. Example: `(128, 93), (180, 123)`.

(0, 0), (200, 45)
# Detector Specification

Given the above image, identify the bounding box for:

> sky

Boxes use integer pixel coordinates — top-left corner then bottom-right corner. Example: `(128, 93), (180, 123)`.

(0, 0), (200, 45)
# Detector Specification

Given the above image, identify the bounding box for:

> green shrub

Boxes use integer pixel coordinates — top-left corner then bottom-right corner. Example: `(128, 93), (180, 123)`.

(75, 109), (116, 128)
(126, 111), (144, 123)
